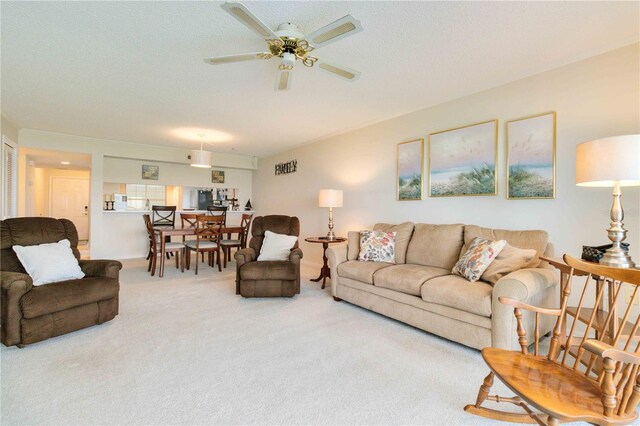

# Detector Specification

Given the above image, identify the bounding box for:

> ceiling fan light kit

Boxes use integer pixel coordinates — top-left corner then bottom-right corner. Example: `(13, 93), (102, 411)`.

(206, 2), (363, 91)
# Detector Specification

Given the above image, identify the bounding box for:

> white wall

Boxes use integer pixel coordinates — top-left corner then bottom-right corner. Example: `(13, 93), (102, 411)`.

(18, 129), (257, 259)
(1, 115), (19, 143)
(253, 44), (640, 269)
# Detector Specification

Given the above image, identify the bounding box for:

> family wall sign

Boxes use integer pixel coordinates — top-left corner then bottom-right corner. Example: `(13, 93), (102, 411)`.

(275, 159), (297, 176)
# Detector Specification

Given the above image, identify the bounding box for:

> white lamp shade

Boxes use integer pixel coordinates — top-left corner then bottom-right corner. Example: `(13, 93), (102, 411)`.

(190, 149), (212, 168)
(576, 135), (640, 187)
(318, 189), (343, 208)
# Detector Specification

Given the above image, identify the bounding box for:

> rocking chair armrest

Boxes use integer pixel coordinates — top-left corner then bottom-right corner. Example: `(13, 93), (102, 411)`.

(584, 339), (640, 365)
(498, 297), (562, 317)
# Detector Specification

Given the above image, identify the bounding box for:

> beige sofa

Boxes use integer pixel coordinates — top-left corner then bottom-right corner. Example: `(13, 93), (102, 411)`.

(327, 222), (559, 350)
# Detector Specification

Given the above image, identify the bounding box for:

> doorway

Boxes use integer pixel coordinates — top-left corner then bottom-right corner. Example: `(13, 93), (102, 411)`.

(50, 176), (90, 241)
(20, 148), (92, 251)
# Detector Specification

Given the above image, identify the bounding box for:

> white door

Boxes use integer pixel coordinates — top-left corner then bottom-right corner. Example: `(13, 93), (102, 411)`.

(50, 177), (90, 241)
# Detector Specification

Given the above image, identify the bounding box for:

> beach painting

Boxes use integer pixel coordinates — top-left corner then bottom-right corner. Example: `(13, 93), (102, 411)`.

(507, 112), (555, 199)
(396, 139), (423, 200)
(429, 120), (497, 196)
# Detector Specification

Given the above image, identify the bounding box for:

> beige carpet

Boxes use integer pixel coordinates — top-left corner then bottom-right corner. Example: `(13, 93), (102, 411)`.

(3, 258), (533, 425)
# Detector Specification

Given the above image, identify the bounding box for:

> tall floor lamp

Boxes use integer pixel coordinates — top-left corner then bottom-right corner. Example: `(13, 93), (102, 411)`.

(576, 134), (640, 268)
(318, 189), (343, 240)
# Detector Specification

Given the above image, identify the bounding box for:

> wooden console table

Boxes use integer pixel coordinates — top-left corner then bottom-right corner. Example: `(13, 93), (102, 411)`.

(305, 237), (347, 289)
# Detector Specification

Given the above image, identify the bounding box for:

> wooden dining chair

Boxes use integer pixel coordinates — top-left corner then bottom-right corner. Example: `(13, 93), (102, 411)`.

(181, 212), (205, 264)
(152, 205), (177, 259)
(465, 255), (640, 426)
(220, 213), (253, 268)
(142, 214), (185, 276)
(185, 215), (224, 274)
(206, 206), (227, 225)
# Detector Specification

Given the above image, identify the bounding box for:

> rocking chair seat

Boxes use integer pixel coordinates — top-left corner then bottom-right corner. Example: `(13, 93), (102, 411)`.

(482, 347), (635, 424)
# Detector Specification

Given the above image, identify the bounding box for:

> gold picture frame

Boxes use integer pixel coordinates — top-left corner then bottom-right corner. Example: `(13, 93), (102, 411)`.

(428, 120), (498, 197)
(396, 139), (424, 201)
(506, 112), (556, 200)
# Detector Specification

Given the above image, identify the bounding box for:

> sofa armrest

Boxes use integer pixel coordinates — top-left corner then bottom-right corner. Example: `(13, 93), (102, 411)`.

(327, 245), (348, 272)
(234, 248), (256, 268)
(1, 271), (34, 346)
(289, 247), (303, 264)
(79, 260), (122, 279)
(492, 268), (559, 350)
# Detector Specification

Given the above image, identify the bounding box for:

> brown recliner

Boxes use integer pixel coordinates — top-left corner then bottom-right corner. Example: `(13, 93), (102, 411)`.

(234, 215), (303, 297)
(1, 217), (122, 347)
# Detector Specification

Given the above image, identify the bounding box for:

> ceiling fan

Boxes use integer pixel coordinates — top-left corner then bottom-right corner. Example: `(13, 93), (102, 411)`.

(204, 2), (363, 91)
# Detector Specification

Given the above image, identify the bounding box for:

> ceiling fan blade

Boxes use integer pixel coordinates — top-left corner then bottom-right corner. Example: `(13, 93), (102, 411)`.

(221, 2), (280, 41)
(204, 52), (271, 65)
(304, 15), (363, 49)
(275, 68), (293, 91)
(315, 59), (361, 81)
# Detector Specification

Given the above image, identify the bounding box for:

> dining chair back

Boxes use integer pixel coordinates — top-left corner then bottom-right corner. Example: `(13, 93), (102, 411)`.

(180, 212), (198, 229)
(151, 205), (176, 227)
(239, 213), (253, 248)
(206, 206), (227, 225)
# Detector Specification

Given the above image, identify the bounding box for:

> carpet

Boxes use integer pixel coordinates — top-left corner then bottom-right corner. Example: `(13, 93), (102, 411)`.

(2, 258), (532, 425)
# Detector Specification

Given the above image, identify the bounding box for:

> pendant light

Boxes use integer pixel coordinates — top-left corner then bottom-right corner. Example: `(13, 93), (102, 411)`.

(190, 133), (212, 168)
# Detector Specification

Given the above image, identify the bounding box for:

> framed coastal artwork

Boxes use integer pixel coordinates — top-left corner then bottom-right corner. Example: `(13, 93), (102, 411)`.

(396, 139), (424, 200)
(141, 164), (159, 180)
(428, 120), (498, 197)
(211, 170), (225, 184)
(506, 112), (556, 199)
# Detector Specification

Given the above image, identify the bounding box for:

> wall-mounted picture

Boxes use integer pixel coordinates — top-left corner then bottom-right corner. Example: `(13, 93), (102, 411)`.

(141, 164), (159, 180)
(429, 120), (498, 197)
(396, 139), (424, 200)
(506, 112), (556, 199)
(211, 170), (225, 184)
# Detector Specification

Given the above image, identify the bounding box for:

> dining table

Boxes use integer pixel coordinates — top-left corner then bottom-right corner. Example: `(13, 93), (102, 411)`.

(153, 225), (244, 277)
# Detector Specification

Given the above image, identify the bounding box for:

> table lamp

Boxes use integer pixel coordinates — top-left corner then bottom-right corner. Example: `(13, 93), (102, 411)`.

(318, 189), (343, 240)
(576, 134), (640, 268)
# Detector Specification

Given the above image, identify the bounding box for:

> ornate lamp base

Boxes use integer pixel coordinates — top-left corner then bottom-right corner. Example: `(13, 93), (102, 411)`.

(600, 182), (635, 269)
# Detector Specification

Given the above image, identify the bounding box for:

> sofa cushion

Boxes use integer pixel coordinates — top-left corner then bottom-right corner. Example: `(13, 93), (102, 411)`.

(373, 222), (414, 264)
(337, 260), (393, 285)
(421, 274), (493, 318)
(20, 277), (119, 319)
(462, 225), (548, 267)
(240, 261), (296, 281)
(406, 223), (464, 270)
(452, 237), (506, 282)
(373, 264), (449, 296)
(358, 230), (397, 263)
(481, 243), (537, 285)
(347, 231), (360, 261)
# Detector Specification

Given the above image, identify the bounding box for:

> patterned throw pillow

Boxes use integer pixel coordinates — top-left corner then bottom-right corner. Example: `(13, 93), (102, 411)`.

(358, 230), (397, 263)
(453, 237), (506, 282)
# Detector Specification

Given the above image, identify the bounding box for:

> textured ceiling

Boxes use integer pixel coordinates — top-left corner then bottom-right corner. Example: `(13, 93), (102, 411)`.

(2, 1), (639, 157)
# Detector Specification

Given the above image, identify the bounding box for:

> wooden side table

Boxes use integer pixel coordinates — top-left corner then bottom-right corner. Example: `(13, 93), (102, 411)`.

(305, 237), (347, 289)
(541, 256), (634, 349)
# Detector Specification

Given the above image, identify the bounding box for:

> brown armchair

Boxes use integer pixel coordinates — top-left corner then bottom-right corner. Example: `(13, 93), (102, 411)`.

(234, 215), (303, 297)
(1, 217), (122, 347)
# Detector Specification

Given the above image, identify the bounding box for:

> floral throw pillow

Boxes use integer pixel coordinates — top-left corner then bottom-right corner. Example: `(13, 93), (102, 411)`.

(358, 230), (396, 263)
(453, 237), (506, 282)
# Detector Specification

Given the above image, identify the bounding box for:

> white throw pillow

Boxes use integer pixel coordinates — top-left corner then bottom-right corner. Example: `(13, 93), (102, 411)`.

(257, 231), (298, 261)
(12, 239), (85, 286)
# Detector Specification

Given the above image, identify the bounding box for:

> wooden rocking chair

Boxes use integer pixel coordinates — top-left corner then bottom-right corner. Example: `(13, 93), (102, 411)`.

(465, 255), (640, 426)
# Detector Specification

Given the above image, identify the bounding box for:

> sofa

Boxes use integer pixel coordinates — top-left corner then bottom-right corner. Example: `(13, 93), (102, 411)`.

(235, 215), (303, 297)
(1, 217), (122, 347)
(327, 222), (559, 350)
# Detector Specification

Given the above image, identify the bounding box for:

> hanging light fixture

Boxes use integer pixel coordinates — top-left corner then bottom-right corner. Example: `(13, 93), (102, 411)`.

(190, 133), (212, 168)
